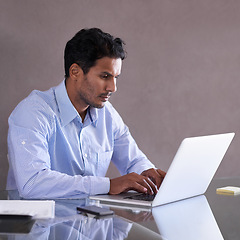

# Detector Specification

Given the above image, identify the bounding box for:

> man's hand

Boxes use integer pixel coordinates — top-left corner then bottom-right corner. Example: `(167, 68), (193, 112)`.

(109, 172), (158, 195)
(141, 168), (166, 190)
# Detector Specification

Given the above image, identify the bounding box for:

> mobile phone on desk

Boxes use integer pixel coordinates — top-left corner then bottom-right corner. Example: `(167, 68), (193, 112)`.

(77, 205), (114, 217)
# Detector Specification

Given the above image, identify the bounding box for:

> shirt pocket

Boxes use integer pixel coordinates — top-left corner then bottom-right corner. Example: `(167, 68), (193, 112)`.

(97, 150), (113, 177)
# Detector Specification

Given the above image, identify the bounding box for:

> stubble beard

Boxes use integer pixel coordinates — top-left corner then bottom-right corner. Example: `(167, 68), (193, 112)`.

(79, 91), (105, 109)
(80, 76), (110, 109)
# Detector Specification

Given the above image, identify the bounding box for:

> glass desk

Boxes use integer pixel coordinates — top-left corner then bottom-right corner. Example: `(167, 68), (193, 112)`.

(0, 177), (239, 239)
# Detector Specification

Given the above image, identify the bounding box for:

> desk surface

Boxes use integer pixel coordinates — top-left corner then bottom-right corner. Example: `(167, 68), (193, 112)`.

(0, 177), (239, 240)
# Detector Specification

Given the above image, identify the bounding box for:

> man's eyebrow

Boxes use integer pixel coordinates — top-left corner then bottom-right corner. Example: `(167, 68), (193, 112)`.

(101, 71), (112, 75)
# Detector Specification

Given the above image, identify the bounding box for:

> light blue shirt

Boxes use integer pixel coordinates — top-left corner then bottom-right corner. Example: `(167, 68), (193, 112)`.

(7, 80), (155, 199)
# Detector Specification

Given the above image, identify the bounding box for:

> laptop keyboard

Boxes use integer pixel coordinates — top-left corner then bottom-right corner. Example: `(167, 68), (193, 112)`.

(124, 193), (156, 201)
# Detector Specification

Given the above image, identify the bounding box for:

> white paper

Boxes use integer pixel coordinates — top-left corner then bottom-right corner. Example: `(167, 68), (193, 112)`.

(0, 200), (55, 219)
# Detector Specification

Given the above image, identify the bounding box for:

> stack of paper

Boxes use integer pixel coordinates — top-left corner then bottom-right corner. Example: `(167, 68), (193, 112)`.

(216, 186), (240, 195)
(0, 200), (55, 219)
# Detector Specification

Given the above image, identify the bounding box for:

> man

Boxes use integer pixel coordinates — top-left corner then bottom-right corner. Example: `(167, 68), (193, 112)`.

(7, 28), (165, 199)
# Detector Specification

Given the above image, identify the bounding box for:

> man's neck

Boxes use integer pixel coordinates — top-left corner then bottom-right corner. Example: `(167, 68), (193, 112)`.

(80, 109), (87, 122)
(65, 78), (89, 122)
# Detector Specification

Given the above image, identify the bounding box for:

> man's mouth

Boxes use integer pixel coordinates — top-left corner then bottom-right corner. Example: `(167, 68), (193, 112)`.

(99, 93), (112, 101)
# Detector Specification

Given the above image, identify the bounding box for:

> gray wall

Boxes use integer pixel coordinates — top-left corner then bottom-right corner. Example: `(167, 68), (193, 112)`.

(1, 0), (240, 189)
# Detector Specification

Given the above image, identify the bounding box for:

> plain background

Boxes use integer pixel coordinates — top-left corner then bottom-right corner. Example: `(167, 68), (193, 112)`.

(1, 0), (240, 190)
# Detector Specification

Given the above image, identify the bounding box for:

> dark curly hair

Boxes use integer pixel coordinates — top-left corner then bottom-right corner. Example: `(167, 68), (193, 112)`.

(64, 28), (126, 77)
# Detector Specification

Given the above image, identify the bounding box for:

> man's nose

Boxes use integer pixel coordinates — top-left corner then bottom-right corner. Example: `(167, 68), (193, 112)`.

(106, 78), (117, 93)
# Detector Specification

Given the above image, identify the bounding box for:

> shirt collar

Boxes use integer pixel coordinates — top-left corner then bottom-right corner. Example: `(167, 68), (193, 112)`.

(55, 80), (98, 127)
(88, 107), (98, 127)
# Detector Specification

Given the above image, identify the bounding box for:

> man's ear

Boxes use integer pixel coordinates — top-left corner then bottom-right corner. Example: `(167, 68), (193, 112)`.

(69, 63), (83, 79)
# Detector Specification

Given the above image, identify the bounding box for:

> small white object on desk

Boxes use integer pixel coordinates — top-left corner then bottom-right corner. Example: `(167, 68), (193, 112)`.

(216, 186), (240, 195)
(0, 200), (55, 219)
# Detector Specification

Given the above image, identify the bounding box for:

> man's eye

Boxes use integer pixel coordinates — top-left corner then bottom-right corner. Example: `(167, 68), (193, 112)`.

(101, 75), (109, 79)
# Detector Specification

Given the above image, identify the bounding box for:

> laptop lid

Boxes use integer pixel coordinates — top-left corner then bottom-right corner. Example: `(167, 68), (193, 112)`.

(152, 132), (234, 206)
(90, 133), (235, 208)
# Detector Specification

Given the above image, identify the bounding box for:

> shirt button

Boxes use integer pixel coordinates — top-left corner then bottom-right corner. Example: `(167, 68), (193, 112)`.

(84, 153), (88, 158)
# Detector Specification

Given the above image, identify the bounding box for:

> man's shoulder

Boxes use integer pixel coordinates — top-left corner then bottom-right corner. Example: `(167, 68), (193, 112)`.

(103, 101), (120, 117)
(8, 88), (58, 137)
(102, 101), (124, 124)
(104, 101), (115, 112)
(10, 87), (56, 120)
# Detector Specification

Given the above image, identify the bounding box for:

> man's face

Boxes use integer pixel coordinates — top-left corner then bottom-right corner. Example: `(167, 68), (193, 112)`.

(76, 57), (122, 109)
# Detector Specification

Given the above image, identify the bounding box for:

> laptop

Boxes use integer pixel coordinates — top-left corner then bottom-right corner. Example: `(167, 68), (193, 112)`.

(89, 133), (235, 208)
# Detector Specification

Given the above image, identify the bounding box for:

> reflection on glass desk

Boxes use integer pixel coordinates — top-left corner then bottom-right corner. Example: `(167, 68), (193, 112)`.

(152, 195), (223, 239)
(0, 214), (35, 234)
(0, 177), (240, 239)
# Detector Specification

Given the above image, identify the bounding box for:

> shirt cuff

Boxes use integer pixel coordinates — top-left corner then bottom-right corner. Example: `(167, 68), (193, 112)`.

(88, 176), (110, 195)
(130, 163), (156, 175)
